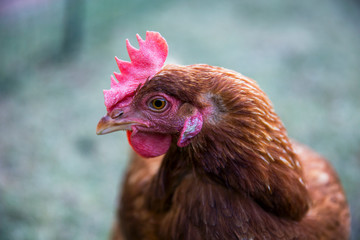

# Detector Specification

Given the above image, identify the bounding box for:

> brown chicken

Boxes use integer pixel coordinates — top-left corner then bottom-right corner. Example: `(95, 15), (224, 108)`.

(96, 32), (350, 240)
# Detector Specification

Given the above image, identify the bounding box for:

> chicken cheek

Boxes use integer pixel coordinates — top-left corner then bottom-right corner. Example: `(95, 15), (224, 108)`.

(127, 130), (171, 158)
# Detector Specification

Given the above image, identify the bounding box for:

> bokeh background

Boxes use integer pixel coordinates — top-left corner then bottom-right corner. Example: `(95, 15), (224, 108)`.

(0, 0), (359, 239)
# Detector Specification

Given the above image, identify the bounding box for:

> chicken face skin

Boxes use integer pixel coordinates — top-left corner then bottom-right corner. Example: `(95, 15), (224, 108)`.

(97, 88), (204, 158)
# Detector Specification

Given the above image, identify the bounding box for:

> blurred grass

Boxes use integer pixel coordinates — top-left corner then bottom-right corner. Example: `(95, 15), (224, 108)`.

(0, 0), (359, 239)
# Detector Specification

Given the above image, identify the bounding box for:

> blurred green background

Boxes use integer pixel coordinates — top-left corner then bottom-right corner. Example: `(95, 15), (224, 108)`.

(0, 0), (359, 239)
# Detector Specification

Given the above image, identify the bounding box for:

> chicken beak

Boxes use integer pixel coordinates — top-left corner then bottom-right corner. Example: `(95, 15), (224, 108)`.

(96, 114), (136, 135)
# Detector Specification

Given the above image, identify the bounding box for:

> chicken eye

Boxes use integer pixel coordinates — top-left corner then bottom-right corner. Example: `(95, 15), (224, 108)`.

(149, 98), (167, 111)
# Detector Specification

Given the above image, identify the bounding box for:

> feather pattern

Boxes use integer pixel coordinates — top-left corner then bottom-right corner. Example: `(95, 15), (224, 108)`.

(109, 64), (350, 239)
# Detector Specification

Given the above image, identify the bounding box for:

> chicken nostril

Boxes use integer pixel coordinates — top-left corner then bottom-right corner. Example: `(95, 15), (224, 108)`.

(111, 109), (124, 119)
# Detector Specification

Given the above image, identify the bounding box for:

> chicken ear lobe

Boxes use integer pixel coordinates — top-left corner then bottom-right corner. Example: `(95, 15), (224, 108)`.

(177, 106), (203, 148)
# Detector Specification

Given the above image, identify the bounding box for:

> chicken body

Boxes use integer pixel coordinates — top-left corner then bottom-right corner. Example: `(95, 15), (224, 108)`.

(114, 144), (349, 240)
(99, 64), (350, 240)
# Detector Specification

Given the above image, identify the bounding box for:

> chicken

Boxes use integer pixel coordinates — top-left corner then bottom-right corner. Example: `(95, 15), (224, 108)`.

(96, 32), (350, 240)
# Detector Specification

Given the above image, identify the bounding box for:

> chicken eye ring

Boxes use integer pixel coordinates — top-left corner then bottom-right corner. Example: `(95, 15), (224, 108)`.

(148, 97), (168, 112)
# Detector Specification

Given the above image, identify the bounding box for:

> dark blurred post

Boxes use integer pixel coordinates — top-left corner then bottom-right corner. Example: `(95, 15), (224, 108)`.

(62, 0), (85, 59)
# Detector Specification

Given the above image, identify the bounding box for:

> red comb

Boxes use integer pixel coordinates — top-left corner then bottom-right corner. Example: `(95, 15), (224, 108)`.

(103, 31), (168, 112)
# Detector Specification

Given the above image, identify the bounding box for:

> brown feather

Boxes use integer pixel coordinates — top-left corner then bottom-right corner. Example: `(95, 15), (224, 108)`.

(112, 64), (350, 240)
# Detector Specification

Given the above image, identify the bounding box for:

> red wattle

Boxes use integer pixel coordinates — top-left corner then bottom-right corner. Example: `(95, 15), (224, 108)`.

(126, 130), (132, 145)
(127, 130), (171, 158)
